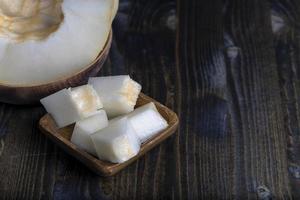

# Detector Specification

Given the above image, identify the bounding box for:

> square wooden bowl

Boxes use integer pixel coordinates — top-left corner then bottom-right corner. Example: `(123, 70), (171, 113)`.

(39, 93), (179, 176)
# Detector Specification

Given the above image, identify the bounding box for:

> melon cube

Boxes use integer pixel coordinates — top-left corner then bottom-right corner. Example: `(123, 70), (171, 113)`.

(70, 84), (103, 118)
(40, 84), (102, 128)
(88, 75), (141, 118)
(40, 89), (81, 128)
(127, 102), (168, 142)
(71, 110), (108, 156)
(91, 117), (140, 163)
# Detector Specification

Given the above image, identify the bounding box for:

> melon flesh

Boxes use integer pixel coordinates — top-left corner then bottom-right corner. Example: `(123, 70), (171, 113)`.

(89, 75), (142, 118)
(91, 117), (140, 163)
(0, 0), (118, 86)
(40, 88), (81, 128)
(109, 102), (169, 143)
(70, 84), (103, 118)
(40, 84), (103, 128)
(126, 102), (168, 142)
(71, 110), (108, 156)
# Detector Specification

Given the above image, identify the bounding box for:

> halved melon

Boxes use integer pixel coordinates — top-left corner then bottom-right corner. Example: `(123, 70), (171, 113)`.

(0, 0), (118, 86)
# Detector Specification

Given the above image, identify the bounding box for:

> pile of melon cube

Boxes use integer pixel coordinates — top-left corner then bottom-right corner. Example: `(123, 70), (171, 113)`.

(41, 75), (168, 163)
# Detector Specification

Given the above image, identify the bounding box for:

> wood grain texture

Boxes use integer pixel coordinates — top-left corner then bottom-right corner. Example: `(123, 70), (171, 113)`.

(224, 0), (291, 198)
(176, 0), (235, 199)
(271, 0), (300, 198)
(0, 0), (300, 199)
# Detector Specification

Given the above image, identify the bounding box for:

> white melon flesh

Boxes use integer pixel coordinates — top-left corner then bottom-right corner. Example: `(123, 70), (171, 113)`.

(40, 88), (81, 128)
(41, 84), (103, 127)
(70, 84), (103, 118)
(0, 0), (118, 86)
(126, 102), (168, 142)
(91, 117), (140, 163)
(112, 0), (119, 19)
(88, 75), (142, 118)
(71, 110), (108, 156)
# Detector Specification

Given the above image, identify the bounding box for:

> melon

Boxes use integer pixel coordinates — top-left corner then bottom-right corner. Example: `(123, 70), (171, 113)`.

(91, 117), (141, 163)
(89, 75), (142, 118)
(71, 110), (108, 156)
(0, 0), (118, 86)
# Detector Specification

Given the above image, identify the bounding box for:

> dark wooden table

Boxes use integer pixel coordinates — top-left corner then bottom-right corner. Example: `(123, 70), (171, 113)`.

(1, 0), (300, 199)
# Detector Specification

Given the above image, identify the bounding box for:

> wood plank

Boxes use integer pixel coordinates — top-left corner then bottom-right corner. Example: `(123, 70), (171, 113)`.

(271, 0), (300, 198)
(177, 0), (235, 199)
(224, 0), (291, 198)
(0, 106), (53, 199)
